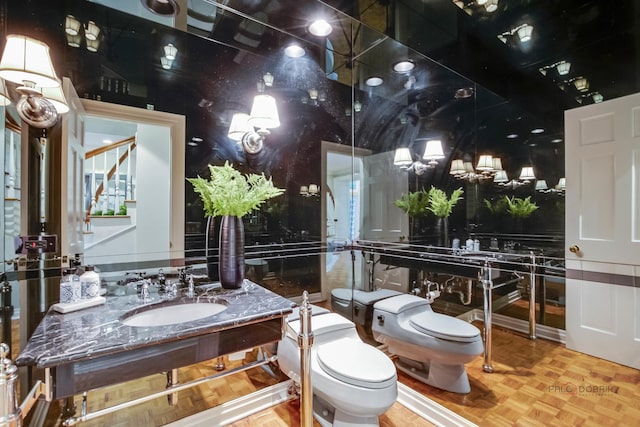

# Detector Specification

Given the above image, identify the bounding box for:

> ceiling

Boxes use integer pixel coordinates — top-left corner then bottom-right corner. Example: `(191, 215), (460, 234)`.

(6, 0), (637, 185)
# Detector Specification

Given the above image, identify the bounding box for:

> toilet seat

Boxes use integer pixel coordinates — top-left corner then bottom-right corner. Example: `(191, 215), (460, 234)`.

(409, 312), (480, 343)
(316, 338), (396, 389)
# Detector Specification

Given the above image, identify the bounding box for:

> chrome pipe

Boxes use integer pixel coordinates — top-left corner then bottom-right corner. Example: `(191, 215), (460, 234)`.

(166, 369), (179, 406)
(298, 291), (314, 427)
(61, 355), (277, 426)
(481, 262), (494, 373)
(529, 252), (537, 340)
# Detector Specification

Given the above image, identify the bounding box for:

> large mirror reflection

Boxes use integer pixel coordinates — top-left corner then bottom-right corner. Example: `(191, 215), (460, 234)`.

(0, 0), (582, 424)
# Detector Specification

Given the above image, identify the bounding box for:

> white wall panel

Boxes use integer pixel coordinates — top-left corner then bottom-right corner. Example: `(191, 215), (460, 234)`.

(580, 113), (615, 145)
(580, 155), (615, 240)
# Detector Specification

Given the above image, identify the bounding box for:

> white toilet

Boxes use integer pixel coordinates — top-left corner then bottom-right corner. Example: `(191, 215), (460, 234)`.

(277, 306), (398, 427)
(372, 294), (483, 394)
(331, 288), (402, 331)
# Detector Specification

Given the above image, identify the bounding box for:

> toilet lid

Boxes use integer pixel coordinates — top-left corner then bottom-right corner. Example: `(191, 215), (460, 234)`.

(331, 288), (353, 302)
(316, 339), (396, 389)
(409, 312), (480, 343)
(353, 289), (402, 305)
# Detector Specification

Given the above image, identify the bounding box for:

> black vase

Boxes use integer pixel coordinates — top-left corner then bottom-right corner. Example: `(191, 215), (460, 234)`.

(218, 215), (245, 289)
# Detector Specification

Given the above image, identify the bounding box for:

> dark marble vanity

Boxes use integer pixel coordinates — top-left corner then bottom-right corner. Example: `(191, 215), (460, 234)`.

(16, 282), (295, 399)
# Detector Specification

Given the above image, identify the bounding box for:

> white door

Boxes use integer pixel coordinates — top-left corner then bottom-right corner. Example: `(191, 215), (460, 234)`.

(564, 92), (640, 369)
(60, 78), (86, 256)
(362, 151), (409, 293)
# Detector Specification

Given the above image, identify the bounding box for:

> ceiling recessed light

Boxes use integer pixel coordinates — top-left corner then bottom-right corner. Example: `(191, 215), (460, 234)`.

(393, 60), (415, 73)
(102, 139), (112, 144)
(191, 136), (203, 142)
(551, 138), (563, 143)
(507, 133), (519, 139)
(308, 19), (332, 37)
(454, 87), (474, 99)
(365, 76), (383, 87)
(187, 141), (198, 146)
(142, 0), (180, 17)
(284, 43), (305, 58)
(531, 128), (545, 134)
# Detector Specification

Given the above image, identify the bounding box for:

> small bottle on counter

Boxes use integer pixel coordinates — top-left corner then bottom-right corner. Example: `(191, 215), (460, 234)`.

(80, 265), (100, 299)
(60, 268), (81, 304)
(465, 238), (474, 250)
(473, 239), (480, 252)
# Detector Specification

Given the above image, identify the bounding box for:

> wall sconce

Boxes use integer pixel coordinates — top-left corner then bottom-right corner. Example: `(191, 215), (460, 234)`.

(493, 170), (508, 183)
(539, 60), (571, 76)
(86, 38), (100, 52)
(592, 92), (603, 103)
(226, 74), (280, 154)
(0, 35), (67, 128)
(451, 153), (503, 182)
(300, 184), (320, 197)
(498, 23), (534, 44)
(555, 177), (566, 191)
(85, 21), (101, 41)
(395, 139), (446, 175)
(65, 17), (101, 51)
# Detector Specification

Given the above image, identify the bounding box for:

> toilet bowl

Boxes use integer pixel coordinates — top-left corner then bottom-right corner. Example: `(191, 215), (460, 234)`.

(277, 306), (398, 427)
(331, 288), (402, 331)
(372, 294), (483, 394)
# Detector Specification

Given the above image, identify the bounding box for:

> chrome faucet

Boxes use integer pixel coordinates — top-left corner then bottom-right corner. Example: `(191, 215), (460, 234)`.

(185, 274), (195, 298)
(138, 279), (152, 303)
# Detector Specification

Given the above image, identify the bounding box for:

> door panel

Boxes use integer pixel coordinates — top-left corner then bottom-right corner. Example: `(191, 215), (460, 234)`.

(565, 92), (640, 369)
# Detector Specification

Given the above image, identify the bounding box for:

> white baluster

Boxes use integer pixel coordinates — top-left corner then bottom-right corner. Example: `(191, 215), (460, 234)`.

(114, 146), (120, 213)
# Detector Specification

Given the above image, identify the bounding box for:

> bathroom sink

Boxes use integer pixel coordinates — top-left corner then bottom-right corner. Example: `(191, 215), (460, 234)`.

(120, 300), (228, 327)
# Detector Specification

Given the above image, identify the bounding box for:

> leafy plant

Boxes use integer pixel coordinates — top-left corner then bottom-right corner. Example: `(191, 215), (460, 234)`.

(93, 210), (103, 216)
(188, 161), (285, 218)
(504, 196), (539, 218)
(484, 198), (508, 215)
(118, 204), (127, 215)
(394, 189), (430, 218)
(105, 209), (115, 216)
(426, 186), (464, 218)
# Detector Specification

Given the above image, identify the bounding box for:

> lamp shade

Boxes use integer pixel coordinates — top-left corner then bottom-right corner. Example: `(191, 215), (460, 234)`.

(573, 77), (589, 92)
(484, 0), (498, 12)
(535, 180), (548, 191)
(0, 78), (11, 106)
(248, 94), (280, 129)
(519, 166), (536, 181)
(493, 170), (508, 183)
(557, 177), (566, 189)
(308, 184), (319, 194)
(393, 148), (413, 166)
(164, 43), (177, 60)
(556, 61), (571, 76)
(0, 35), (60, 87)
(491, 157), (503, 171)
(517, 24), (533, 42)
(65, 15), (81, 36)
(464, 162), (474, 173)
(228, 113), (251, 141)
(450, 159), (466, 175)
(300, 185), (309, 195)
(39, 84), (69, 114)
(422, 139), (445, 160)
(476, 154), (494, 171)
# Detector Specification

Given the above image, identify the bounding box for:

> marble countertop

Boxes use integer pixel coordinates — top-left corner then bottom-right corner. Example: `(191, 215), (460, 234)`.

(16, 282), (296, 368)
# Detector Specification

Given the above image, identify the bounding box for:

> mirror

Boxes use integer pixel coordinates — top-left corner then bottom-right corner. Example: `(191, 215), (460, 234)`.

(4, 0), (567, 383)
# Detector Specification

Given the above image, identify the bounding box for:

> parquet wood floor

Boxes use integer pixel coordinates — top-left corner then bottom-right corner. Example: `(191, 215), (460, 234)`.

(10, 313), (640, 427)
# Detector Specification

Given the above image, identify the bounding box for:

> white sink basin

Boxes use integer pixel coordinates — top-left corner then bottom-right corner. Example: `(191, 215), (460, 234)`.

(121, 302), (228, 327)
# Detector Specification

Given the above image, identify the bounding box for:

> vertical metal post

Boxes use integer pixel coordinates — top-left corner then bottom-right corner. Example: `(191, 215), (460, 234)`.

(0, 274), (13, 359)
(481, 262), (494, 373)
(298, 291), (314, 426)
(167, 368), (179, 405)
(529, 252), (537, 340)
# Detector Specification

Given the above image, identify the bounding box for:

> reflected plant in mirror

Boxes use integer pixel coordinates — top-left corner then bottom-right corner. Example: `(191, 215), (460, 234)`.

(427, 186), (464, 248)
(504, 196), (539, 219)
(394, 189), (430, 218)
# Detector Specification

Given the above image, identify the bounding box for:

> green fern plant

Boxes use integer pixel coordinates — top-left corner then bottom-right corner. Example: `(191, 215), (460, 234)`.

(188, 161), (285, 218)
(504, 196), (539, 218)
(426, 186), (464, 218)
(394, 189), (430, 218)
(484, 197), (508, 215)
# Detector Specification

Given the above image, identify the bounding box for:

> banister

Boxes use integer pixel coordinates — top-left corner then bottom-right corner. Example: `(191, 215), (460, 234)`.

(86, 136), (135, 159)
